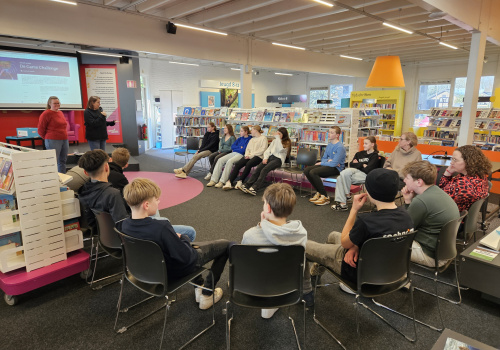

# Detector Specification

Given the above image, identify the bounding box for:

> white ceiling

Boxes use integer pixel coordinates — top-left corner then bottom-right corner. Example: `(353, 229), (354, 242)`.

(77, 0), (500, 65)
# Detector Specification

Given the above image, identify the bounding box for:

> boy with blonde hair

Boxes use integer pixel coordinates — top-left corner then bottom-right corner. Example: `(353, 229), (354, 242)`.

(122, 178), (231, 309)
(242, 183), (311, 318)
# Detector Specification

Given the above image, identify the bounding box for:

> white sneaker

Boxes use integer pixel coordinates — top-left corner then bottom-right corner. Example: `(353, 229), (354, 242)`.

(195, 288), (202, 303)
(223, 181), (233, 191)
(199, 288), (223, 310)
(206, 181), (216, 187)
(234, 181), (243, 190)
(215, 182), (224, 188)
(339, 282), (355, 295)
(204, 173), (212, 181)
(261, 308), (279, 319)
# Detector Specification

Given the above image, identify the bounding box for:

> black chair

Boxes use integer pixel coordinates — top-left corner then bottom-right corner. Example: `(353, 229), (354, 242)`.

(226, 245), (305, 349)
(313, 231), (417, 349)
(282, 148), (318, 197)
(88, 210), (123, 290)
(174, 137), (200, 168)
(375, 212), (467, 332)
(115, 231), (215, 349)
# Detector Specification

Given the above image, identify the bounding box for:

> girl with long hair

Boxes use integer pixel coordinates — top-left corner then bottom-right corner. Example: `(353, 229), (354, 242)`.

(204, 124), (236, 180)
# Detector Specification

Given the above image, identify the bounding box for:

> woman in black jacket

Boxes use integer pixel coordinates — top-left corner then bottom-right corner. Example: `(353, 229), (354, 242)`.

(174, 122), (220, 178)
(84, 96), (115, 151)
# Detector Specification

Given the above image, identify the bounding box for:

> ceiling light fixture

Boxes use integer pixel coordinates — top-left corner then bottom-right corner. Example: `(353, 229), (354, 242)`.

(78, 50), (123, 58)
(366, 56), (405, 88)
(439, 41), (458, 50)
(312, 0), (334, 7)
(169, 61), (199, 66)
(340, 55), (362, 61)
(231, 68), (240, 71)
(272, 42), (305, 51)
(275, 72), (293, 76)
(49, 0), (77, 5)
(173, 23), (227, 36)
(382, 22), (413, 34)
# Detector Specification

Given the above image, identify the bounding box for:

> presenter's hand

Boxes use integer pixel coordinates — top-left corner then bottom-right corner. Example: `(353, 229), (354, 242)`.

(344, 246), (359, 268)
(352, 193), (367, 212)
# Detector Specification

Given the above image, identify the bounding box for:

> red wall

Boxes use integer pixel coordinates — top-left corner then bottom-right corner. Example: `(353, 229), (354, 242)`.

(0, 110), (86, 146)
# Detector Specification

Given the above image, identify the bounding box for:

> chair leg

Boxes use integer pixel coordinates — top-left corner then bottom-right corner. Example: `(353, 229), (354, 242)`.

(312, 275), (347, 350)
(89, 243), (122, 291)
(226, 300), (233, 350)
(287, 301), (305, 350)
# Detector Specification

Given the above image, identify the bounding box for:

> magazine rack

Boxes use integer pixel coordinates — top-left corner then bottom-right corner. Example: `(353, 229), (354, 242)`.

(0, 143), (83, 273)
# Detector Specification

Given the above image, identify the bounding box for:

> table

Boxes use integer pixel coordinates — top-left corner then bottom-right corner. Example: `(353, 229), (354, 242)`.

(5, 136), (45, 149)
(460, 238), (500, 304)
(425, 155), (451, 167)
(431, 328), (497, 350)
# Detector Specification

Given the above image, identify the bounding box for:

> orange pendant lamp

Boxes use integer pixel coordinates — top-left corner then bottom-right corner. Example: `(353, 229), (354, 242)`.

(366, 56), (405, 88)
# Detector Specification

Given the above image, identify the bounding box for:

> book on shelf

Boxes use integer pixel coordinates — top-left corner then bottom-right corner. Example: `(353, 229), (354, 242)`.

(441, 140), (455, 147)
(235, 112), (242, 120)
(249, 111), (257, 121)
(194, 107), (202, 116)
(220, 107), (228, 117)
(263, 111), (274, 122)
(0, 231), (22, 255)
(293, 109), (303, 122)
(229, 111), (237, 119)
(449, 119), (458, 127)
(183, 107), (193, 115)
(273, 111), (281, 122)
(0, 159), (13, 190)
(200, 109), (206, 116)
(241, 112), (249, 121)
(286, 111), (294, 122)
(255, 110), (264, 122)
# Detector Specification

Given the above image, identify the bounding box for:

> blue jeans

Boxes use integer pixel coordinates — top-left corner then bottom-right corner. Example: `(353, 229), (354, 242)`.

(88, 139), (107, 151)
(45, 139), (69, 173)
(151, 210), (196, 241)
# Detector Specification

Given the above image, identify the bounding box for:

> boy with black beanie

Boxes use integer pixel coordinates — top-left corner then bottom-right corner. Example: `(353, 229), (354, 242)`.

(305, 168), (414, 293)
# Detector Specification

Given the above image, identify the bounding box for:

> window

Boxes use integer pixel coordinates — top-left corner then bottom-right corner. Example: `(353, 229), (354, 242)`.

(414, 81), (451, 127)
(309, 88), (328, 108)
(452, 76), (494, 108)
(330, 84), (353, 109)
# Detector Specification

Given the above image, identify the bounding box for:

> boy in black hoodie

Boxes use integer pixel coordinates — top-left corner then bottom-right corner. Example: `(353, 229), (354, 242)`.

(107, 147), (130, 194)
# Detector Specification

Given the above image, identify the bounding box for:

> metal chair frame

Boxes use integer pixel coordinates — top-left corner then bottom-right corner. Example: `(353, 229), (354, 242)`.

(313, 232), (417, 349)
(115, 230), (215, 350)
(281, 148), (318, 197)
(374, 212), (467, 332)
(173, 137), (200, 169)
(225, 245), (306, 350)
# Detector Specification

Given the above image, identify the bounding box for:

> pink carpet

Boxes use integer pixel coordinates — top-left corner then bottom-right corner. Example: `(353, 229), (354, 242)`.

(124, 172), (203, 209)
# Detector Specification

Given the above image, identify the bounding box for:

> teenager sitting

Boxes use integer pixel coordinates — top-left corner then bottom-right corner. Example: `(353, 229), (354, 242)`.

(439, 145), (490, 212)
(241, 127), (291, 196)
(401, 161), (460, 267)
(122, 178), (231, 309)
(223, 125), (268, 190)
(331, 136), (379, 211)
(204, 124), (236, 180)
(384, 132), (422, 189)
(207, 126), (251, 187)
(306, 126), (346, 206)
(306, 168), (414, 294)
(108, 147), (130, 194)
(242, 183), (312, 318)
(175, 122), (219, 179)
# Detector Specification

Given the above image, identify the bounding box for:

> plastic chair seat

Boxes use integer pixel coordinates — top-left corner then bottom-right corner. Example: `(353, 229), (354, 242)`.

(231, 289), (301, 309)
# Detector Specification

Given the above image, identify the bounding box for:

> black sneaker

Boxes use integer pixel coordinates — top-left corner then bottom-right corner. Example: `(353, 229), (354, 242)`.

(247, 187), (257, 196)
(331, 202), (348, 211)
(302, 291), (314, 308)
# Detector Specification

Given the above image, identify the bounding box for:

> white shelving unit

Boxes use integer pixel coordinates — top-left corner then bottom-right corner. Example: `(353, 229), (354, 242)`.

(0, 143), (83, 273)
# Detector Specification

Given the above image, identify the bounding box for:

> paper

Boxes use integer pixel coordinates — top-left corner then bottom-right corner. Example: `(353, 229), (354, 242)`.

(470, 247), (498, 261)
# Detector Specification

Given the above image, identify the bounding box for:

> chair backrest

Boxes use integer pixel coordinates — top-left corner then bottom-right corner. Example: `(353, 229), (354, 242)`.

(186, 137), (200, 151)
(357, 231), (416, 287)
(462, 197), (486, 241)
(296, 148), (318, 167)
(117, 230), (167, 297)
(436, 211), (467, 262)
(229, 245), (304, 302)
(378, 156), (386, 168)
(92, 210), (122, 250)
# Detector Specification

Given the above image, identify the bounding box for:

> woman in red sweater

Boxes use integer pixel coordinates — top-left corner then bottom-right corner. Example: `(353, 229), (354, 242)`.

(439, 145), (491, 212)
(37, 96), (69, 173)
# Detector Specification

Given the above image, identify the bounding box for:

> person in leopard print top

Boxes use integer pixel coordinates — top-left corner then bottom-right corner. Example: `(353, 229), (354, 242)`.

(439, 145), (491, 212)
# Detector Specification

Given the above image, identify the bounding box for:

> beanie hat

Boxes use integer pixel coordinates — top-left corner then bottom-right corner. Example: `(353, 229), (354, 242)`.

(364, 168), (399, 203)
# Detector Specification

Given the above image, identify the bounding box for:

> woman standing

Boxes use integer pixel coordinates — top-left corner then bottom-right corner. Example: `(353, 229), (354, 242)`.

(439, 145), (490, 212)
(241, 127), (291, 195)
(84, 96), (115, 151)
(331, 136), (379, 211)
(384, 131), (422, 189)
(37, 96), (69, 173)
(204, 124), (236, 180)
(175, 122), (220, 178)
(222, 125), (268, 190)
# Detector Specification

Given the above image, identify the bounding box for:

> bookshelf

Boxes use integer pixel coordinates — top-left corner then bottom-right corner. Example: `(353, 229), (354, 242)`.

(174, 106), (227, 146)
(0, 143), (83, 273)
(350, 89), (405, 137)
(421, 107), (500, 148)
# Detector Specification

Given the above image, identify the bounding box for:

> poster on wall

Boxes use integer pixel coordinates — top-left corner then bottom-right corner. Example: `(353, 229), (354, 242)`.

(208, 95), (215, 107)
(82, 65), (122, 136)
(220, 89), (238, 108)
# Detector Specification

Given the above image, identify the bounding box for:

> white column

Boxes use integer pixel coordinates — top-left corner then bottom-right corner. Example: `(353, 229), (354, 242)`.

(458, 30), (487, 146)
(240, 64), (253, 108)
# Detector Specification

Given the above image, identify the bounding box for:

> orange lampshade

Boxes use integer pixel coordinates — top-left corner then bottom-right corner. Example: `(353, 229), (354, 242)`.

(366, 56), (405, 88)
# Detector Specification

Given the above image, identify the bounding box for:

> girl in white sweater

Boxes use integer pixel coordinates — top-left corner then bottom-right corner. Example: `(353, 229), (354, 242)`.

(222, 125), (268, 190)
(241, 127), (291, 195)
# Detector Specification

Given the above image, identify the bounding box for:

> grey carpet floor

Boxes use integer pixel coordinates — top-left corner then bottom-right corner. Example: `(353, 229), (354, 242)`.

(1, 148), (499, 350)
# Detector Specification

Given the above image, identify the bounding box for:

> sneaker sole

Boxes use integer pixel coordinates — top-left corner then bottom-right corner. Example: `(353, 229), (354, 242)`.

(315, 201), (330, 206)
(223, 187), (232, 191)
